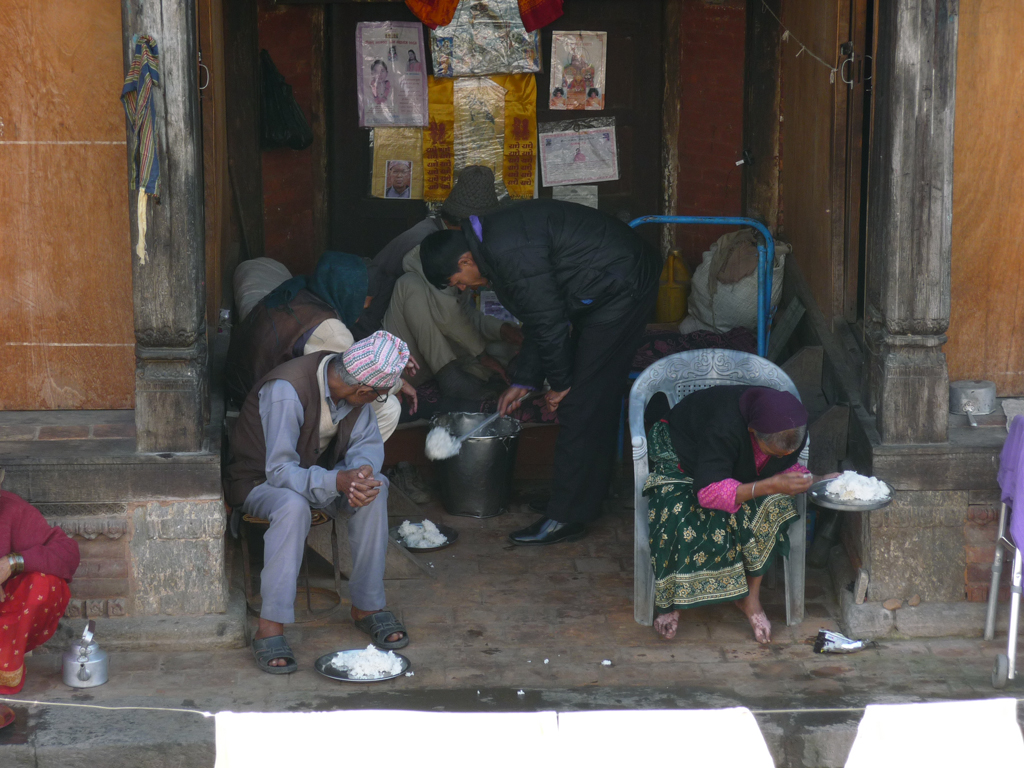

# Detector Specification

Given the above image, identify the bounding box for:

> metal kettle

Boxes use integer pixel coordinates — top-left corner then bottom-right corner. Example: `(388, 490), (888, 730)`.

(62, 620), (109, 688)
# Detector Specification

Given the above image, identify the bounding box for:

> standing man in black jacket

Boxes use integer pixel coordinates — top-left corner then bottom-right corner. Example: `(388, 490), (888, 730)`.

(420, 199), (661, 545)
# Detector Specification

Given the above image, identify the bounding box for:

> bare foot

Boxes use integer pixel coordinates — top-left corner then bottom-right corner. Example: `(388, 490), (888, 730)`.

(255, 618), (289, 667)
(654, 610), (680, 639)
(735, 594), (771, 644)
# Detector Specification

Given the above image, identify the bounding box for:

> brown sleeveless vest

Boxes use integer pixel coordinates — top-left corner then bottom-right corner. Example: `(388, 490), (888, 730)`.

(223, 351), (363, 508)
(225, 288), (338, 404)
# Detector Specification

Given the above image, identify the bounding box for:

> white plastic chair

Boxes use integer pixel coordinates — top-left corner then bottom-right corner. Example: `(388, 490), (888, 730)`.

(629, 349), (810, 626)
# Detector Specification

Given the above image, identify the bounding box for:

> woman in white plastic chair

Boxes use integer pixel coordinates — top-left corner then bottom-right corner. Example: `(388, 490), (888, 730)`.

(645, 386), (832, 644)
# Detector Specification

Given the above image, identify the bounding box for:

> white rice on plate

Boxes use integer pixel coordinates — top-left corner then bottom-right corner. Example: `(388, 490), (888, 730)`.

(825, 471), (890, 502)
(398, 519), (448, 548)
(331, 645), (404, 679)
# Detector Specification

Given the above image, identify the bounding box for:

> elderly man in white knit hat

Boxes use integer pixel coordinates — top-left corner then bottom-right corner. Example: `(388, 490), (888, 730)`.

(224, 331), (412, 674)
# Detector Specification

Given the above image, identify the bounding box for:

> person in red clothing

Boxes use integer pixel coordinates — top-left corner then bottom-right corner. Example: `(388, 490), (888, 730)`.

(0, 469), (80, 694)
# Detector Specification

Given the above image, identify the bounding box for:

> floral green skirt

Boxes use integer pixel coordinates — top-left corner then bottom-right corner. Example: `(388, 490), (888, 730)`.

(644, 422), (798, 611)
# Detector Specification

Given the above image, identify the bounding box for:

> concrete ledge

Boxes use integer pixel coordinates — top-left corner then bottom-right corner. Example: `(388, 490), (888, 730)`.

(829, 542), (1013, 639)
(894, 601), (1009, 639)
(0, 702), (213, 768)
(5, 690), (1014, 768)
(41, 588), (247, 653)
(756, 711), (861, 768)
(0, 449), (222, 503)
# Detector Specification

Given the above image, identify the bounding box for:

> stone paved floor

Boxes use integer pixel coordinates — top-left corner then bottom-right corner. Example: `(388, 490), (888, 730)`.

(6, 486), (1024, 766)
(13, 488), (1020, 712)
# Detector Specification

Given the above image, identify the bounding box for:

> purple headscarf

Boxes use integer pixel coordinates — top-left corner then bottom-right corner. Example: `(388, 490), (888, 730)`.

(739, 387), (808, 434)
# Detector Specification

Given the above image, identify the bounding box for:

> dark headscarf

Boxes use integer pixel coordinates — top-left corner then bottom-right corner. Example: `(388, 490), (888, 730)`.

(261, 251), (368, 327)
(738, 387), (807, 434)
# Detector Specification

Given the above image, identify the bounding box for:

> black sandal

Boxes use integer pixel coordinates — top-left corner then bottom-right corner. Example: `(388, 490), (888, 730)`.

(251, 635), (298, 674)
(353, 610), (409, 650)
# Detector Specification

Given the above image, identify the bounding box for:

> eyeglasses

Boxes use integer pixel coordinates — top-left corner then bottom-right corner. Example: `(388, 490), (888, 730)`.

(368, 387), (389, 404)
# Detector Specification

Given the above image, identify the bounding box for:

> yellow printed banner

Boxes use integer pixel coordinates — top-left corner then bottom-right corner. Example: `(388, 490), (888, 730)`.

(423, 74), (536, 202)
(425, 77), (456, 202)
(496, 73), (537, 200)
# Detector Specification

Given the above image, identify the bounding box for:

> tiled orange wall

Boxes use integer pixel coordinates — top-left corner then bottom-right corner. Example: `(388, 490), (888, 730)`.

(0, 0), (133, 409)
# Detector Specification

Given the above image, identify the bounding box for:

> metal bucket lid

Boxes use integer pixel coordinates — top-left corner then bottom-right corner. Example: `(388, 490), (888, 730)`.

(430, 412), (521, 440)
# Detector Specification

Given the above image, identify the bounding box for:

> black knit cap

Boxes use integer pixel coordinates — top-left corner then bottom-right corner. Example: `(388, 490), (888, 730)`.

(440, 165), (501, 220)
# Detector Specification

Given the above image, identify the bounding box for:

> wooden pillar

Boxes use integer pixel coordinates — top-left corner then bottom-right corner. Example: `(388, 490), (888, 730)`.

(122, 0), (209, 453)
(660, 0), (682, 254)
(742, 0), (782, 231)
(223, 0), (264, 261)
(864, 0), (958, 444)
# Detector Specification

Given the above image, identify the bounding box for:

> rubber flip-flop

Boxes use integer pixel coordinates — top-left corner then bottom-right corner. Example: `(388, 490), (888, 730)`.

(251, 635), (298, 674)
(353, 610), (409, 650)
(0, 705), (15, 730)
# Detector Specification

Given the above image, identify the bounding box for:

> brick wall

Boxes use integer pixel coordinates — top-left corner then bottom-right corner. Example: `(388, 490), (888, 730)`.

(256, 0), (748, 276)
(674, 0), (747, 273)
(258, 0), (318, 276)
(964, 502), (1010, 603)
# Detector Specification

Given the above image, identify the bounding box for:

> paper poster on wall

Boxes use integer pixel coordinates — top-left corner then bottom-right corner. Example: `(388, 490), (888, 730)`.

(549, 32), (607, 110)
(552, 185), (598, 208)
(356, 22), (428, 128)
(431, 0), (541, 78)
(539, 118), (618, 186)
(424, 75), (536, 203)
(371, 128), (424, 199)
(454, 77), (508, 197)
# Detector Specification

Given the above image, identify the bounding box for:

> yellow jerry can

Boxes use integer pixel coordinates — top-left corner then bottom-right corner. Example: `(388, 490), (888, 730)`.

(655, 249), (690, 323)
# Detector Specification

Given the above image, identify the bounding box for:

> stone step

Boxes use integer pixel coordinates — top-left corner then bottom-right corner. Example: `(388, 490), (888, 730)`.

(3, 694), (1020, 768)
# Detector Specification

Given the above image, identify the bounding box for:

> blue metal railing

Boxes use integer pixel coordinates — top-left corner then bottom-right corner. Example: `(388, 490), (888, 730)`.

(628, 215), (776, 357)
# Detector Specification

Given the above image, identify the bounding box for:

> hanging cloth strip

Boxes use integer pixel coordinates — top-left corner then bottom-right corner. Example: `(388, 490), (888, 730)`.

(121, 35), (160, 265)
(517, 0), (563, 33)
(405, 0), (460, 29)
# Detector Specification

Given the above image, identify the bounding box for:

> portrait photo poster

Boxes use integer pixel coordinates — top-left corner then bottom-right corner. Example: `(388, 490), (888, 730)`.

(370, 127), (424, 199)
(549, 31), (607, 110)
(356, 21), (429, 128)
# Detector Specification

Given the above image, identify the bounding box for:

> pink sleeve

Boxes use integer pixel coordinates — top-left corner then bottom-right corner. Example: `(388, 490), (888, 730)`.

(783, 464), (811, 475)
(697, 479), (743, 514)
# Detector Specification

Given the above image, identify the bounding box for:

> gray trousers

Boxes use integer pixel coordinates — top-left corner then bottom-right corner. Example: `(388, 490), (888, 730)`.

(383, 272), (510, 385)
(242, 476), (390, 624)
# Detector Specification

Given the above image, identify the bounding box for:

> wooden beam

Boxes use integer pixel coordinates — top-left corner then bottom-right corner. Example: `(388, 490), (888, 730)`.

(767, 297), (806, 362)
(782, 345), (823, 403)
(807, 404), (850, 475)
(222, 0), (264, 261)
(742, 0), (782, 231)
(310, 5), (329, 259)
(863, 0), (958, 444)
(122, 0), (208, 452)
(660, 0), (682, 254)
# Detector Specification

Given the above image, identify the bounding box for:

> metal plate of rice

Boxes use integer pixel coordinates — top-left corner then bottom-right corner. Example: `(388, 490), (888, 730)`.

(314, 649), (411, 683)
(807, 479), (895, 512)
(388, 520), (459, 553)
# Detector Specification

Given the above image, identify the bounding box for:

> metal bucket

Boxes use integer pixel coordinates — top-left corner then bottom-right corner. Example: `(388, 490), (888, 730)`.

(431, 412), (521, 518)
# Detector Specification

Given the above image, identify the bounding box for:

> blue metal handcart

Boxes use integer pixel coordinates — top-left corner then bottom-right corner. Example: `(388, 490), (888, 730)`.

(615, 216), (779, 460)
(628, 215), (778, 357)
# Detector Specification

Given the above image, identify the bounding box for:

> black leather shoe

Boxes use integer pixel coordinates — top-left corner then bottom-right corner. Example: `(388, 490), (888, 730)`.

(509, 517), (586, 546)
